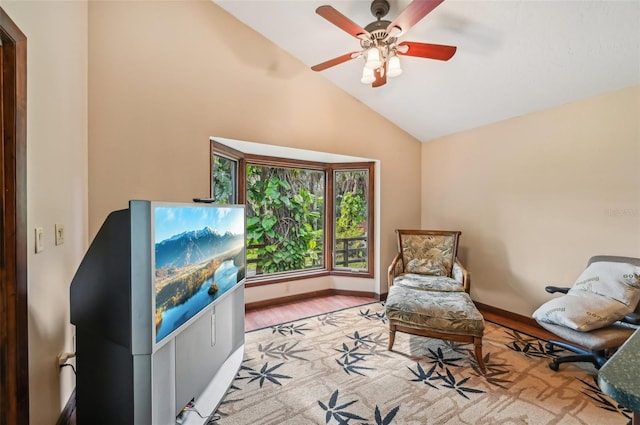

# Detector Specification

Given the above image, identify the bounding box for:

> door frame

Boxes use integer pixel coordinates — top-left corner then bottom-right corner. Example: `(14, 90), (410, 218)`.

(0, 7), (29, 425)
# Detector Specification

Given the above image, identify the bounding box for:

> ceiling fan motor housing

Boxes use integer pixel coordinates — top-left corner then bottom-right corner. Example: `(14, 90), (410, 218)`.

(361, 0), (395, 50)
(370, 0), (390, 19)
(364, 20), (392, 40)
(362, 21), (397, 56)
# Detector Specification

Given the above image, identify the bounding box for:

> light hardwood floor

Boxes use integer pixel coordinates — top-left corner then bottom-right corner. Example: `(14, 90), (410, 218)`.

(245, 294), (377, 331)
(245, 295), (558, 342)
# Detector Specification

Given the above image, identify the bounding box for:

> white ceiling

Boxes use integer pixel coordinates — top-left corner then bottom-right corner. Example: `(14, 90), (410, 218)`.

(213, 0), (640, 143)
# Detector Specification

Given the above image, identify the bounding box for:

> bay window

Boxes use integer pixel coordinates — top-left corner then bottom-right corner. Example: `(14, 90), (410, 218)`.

(211, 140), (374, 285)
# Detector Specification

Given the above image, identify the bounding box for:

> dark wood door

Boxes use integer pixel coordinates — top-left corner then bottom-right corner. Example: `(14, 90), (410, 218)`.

(0, 8), (28, 425)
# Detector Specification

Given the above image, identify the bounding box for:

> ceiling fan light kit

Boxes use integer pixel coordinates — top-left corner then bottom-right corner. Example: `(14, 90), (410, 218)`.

(364, 47), (383, 70)
(361, 67), (376, 84)
(311, 0), (456, 88)
(387, 53), (402, 78)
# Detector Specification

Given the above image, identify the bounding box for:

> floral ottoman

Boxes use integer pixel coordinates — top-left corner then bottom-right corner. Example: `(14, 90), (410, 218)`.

(385, 284), (486, 373)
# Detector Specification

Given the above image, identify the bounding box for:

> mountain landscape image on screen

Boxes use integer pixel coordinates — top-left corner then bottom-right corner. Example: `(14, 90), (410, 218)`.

(154, 225), (245, 342)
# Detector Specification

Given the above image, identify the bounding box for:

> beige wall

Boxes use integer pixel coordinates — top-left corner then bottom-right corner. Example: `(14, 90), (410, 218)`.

(88, 0), (422, 300)
(2, 1), (89, 424)
(422, 85), (640, 316)
(12, 0), (636, 421)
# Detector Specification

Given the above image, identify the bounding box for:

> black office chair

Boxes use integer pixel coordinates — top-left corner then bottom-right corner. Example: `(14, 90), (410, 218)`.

(534, 255), (640, 371)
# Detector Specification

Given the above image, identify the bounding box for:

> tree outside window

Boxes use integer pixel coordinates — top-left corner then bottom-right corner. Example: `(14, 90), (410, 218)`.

(245, 165), (324, 276)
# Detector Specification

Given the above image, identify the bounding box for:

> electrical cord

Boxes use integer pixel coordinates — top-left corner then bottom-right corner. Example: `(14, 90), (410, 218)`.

(60, 363), (77, 375)
(183, 406), (220, 423)
(175, 400), (221, 425)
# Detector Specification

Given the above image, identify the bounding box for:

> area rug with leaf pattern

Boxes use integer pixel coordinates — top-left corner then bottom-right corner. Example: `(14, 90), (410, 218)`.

(215, 302), (631, 425)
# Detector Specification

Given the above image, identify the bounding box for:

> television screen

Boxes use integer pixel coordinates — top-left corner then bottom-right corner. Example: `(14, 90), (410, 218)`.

(153, 203), (245, 344)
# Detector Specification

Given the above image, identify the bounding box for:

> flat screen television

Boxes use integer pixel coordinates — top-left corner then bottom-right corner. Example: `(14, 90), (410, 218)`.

(70, 200), (246, 425)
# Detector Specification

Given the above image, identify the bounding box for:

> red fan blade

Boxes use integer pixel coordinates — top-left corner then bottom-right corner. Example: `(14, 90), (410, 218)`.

(311, 51), (360, 72)
(316, 5), (370, 39)
(386, 0), (445, 37)
(397, 41), (456, 61)
(372, 66), (387, 88)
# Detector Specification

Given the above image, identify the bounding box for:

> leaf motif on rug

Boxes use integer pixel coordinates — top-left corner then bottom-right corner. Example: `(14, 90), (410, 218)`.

(406, 355), (487, 399)
(317, 389), (400, 425)
(425, 346), (465, 369)
(316, 312), (349, 327)
(215, 302), (630, 425)
(408, 362), (441, 388)
(271, 322), (311, 336)
(580, 375), (633, 421)
(439, 369), (485, 399)
(334, 338), (375, 376)
(374, 405), (400, 425)
(346, 330), (376, 348)
(358, 308), (387, 324)
(470, 352), (512, 389)
(240, 361), (292, 388)
(359, 332), (391, 357)
(258, 340), (311, 361)
(504, 328), (558, 359)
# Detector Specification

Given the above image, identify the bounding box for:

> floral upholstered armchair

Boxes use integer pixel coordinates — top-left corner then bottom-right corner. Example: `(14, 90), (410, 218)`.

(387, 229), (470, 293)
(385, 229), (485, 372)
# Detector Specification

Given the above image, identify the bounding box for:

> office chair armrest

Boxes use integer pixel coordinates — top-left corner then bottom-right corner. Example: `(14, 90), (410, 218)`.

(623, 312), (640, 325)
(545, 286), (570, 294)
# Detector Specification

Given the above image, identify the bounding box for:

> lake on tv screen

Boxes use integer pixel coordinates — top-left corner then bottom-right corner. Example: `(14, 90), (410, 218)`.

(155, 259), (239, 342)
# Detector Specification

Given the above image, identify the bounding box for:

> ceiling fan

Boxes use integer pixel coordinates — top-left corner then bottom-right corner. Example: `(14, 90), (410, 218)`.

(311, 0), (456, 88)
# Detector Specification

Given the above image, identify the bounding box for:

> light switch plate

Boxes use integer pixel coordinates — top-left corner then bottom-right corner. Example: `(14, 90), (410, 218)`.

(35, 227), (44, 253)
(55, 223), (64, 245)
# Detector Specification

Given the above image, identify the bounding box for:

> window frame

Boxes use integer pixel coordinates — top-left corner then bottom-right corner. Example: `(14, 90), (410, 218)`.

(210, 142), (245, 203)
(212, 153), (239, 204)
(329, 163), (375, 278)
(211, 141), (375, 287)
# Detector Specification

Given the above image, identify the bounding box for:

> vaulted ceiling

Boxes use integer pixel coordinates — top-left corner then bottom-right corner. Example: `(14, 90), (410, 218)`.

(213, 0), (640, 143)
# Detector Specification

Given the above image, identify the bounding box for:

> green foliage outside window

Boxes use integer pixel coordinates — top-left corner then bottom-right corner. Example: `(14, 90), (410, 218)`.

(212, 155), (234, 204)
(335, 191), (367, 238)
(245, 165), (324, 275)
(334, 170), (369, 269)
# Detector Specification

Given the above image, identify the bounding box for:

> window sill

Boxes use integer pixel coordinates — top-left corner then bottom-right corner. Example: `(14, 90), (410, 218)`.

(245, 268), (373, 288)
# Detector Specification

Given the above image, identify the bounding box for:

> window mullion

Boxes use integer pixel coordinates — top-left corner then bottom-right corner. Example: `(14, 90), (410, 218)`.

(326, 167), (335, 273)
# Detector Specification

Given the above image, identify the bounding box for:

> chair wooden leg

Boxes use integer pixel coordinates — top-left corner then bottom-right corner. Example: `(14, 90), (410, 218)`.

(388, 325), (396, 350)
(474, 337), (485, 374)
